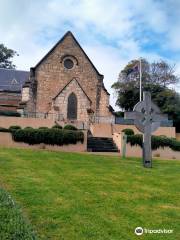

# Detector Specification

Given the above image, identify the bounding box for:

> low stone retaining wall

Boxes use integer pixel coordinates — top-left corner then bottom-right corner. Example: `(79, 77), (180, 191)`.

(90, 123), (176, 138)
(176, 133), (180, 140)
(0, 116), (55, 128)
(0, 116), (86, 131)
(126, 144), (180, 160)
(0, 132), (87, 152)
(113, 132), (180, 160)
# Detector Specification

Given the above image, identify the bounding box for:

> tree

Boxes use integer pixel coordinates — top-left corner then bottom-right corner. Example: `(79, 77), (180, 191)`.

(112, 59), (180, 132)
(151, 60), (178, 86)
(118, 58), (179, 87)
(0, 44), (18, 69)
(112, 81), (139, 111)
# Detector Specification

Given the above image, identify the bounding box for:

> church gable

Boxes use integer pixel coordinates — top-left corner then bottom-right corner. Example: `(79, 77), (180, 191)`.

(52, 78), (91, 122)
(35, 31), (103, 78)
(35, 31), (104, 113)
(53, 78), (91, 103)
(22, 30), (112, 122)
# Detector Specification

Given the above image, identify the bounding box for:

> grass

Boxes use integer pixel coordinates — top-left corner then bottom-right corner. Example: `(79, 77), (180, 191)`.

(0, 188), (37, 239)
(0, 147), (179, 240)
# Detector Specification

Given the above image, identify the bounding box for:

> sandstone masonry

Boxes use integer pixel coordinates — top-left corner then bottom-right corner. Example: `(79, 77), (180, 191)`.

(19, 31), (114, 125)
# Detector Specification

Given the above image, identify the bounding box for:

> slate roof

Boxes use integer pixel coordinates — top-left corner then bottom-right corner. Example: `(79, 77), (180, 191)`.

(0, 68), (29, 92)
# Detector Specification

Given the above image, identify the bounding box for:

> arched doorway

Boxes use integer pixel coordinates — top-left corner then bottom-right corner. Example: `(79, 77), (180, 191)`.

(67, 92), (77, 120)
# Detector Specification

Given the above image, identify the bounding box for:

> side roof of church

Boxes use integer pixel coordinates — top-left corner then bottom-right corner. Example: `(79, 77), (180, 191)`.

(0, 68), (29, 92)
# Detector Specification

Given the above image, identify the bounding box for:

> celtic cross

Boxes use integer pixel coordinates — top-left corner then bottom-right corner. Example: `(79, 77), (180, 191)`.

(125, 91), (168, 168)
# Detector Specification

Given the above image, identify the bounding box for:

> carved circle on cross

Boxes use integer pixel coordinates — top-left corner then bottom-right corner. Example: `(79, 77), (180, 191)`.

(133, 101), (161, 133)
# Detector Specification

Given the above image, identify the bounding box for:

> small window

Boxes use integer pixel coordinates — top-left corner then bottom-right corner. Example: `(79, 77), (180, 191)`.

(64, 59), (74, 69)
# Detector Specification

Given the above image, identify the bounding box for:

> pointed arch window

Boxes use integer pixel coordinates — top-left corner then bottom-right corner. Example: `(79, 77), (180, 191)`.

(67, 93), (77, 119)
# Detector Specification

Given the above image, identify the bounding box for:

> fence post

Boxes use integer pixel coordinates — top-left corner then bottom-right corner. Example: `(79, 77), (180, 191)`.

(122, 133), (127, 158)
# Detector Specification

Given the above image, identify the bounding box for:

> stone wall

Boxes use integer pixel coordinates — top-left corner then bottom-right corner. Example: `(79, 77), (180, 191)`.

(113, 124), (176, 138)
(90, 123), (113, 137)
(0, 132), (87, 152)
(0, 92), (21, 111)
(34, 33), (105, 114)
(0, 116), (54, 128)
(176, 133), (180, 140)
(90, 123), (176, 138)
(0, 116), (87, 130)
(21, 87), (29, 102)
(113, 132), (180, 160)
(99, 88), (112, 116)
(126, 144), (180, 160)
(21, 32), (114, 124)
(52, 79), (91, 122)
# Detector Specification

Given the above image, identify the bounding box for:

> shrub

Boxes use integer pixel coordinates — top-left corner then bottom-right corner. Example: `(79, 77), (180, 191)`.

(24, 127), (34, 130)
(171, 139), (180, 151)
(52, 124), (62, 129)
(114, 111), (124, 117)
(38, 127), (49, 130)
(122, 128), (134, 135)
(127, 134), (143, 147)
(76, 131), (84, 143)
(0, 110), (21, 117)
(0, 127), (9, 132)
(63, 130), (76, 144)
(9, 125), (21, 132)
(64, 124), (77, 131)
(127, 134), (180, 151)
(12, 128), (84, 146)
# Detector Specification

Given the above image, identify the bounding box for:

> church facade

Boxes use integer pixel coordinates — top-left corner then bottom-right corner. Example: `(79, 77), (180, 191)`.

(19, 31), (114, 125)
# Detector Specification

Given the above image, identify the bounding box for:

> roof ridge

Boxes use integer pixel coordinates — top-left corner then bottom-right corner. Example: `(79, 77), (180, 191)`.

(34, 31), (103, 77)
(0, 68), (29, 92)
(0, 68), (29, 72)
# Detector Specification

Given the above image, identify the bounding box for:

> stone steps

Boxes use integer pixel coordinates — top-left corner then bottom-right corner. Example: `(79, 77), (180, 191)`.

(87, 137), (118, 152)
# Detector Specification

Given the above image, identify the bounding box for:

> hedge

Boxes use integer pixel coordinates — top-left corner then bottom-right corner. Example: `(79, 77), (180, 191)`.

(0, 188), (37, 239)
(9, 125), (21, 132)
(0, 127), (10, 132)
(24, 127), (34, 130)
(64, 125), (77, 131)
(11, 128), (84, 145)
(122, 128), (134, 135)
(127, 134), (180, 151)
(52, 124), (62, 129)
(0, 110), (21, 117)
(38, 126), (49, 130)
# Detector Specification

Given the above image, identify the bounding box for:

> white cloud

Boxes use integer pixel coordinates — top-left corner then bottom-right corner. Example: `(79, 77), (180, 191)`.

(84, 43), (127, 109)
(0, 0), (180, 109)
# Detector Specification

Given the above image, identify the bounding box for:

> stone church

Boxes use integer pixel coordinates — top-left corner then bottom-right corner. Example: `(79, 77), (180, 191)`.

(18, 31), (114, 125)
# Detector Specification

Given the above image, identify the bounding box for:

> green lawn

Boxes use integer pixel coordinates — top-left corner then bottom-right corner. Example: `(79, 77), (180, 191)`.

(0, 148), (179, 240)
(0, 188), (37, 239)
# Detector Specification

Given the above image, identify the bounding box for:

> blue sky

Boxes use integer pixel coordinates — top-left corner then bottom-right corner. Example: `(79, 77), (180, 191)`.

(0, 0), (180, 108)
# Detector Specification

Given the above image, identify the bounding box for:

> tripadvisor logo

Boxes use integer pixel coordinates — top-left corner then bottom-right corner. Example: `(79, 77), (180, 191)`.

(134, 227), (174, 236)
(135, 227), (143, 236)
